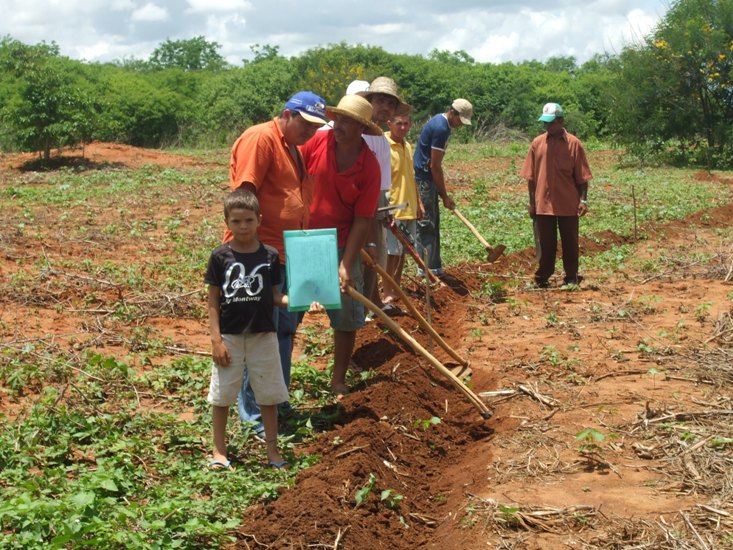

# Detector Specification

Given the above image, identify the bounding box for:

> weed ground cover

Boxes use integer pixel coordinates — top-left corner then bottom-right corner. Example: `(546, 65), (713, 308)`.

(1, 141), (732, 548)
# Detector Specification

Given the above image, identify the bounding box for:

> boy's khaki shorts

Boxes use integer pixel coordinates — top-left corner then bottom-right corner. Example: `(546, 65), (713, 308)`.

(207, 332), (288, 407)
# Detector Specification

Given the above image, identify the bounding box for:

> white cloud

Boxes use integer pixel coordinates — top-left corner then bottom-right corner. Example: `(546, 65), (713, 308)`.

(186, 0), (252, 14)
(203, 13), (249, 61)
(110, 0), (135, 11)
(0, 0), (670, 65)
(611, 7), (660, 49)
(474, 32), (521, 63)
(131, 3), (169, 22)
(78, 41), (112, 60)
(362, 23), (407, 36)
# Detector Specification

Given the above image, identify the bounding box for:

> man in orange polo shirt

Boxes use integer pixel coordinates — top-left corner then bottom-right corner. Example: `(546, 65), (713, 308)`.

(227, 91), (329, 435)
(520, 102), (592, 288)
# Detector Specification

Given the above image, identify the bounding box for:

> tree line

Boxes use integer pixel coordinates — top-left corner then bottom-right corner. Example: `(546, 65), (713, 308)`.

(2, 0), (732, 167)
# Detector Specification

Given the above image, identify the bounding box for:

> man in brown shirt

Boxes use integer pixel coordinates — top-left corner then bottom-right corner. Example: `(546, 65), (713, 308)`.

(520, 103), (592, 287)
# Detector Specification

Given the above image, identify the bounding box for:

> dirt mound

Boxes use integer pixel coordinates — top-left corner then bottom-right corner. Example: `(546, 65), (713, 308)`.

(239, 357), (492, 548)
(236, 276), (499, 549)
(0, 141), (223, 171)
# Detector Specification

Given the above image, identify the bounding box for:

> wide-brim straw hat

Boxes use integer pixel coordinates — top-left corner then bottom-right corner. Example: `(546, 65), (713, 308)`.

(357, 76), (411, 116)
(326, 95), (383, 136)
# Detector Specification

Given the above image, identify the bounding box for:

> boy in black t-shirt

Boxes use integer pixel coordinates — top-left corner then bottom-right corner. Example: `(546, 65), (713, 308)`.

(205, 190), (289, 470)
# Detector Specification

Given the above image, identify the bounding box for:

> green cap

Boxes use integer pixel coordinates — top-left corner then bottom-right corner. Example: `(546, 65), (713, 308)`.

(538, 103), (563, 122)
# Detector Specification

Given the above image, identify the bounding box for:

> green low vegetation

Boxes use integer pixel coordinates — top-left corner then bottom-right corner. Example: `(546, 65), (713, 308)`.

(0, 343), (340, 548)
(441, 151), (733, 268)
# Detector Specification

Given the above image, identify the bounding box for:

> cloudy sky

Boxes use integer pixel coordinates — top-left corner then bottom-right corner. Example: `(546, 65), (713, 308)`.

(1, 0), (669, 65)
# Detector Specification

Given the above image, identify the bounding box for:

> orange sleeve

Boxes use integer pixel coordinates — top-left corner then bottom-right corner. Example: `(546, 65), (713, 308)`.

(229, 130), (274, 192)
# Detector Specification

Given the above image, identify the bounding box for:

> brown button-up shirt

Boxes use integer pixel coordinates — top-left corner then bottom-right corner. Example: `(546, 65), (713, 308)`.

(520, 129), (592, 216)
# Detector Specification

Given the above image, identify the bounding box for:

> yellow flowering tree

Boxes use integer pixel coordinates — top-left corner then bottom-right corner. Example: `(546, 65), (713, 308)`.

(613, 0), (733, 164)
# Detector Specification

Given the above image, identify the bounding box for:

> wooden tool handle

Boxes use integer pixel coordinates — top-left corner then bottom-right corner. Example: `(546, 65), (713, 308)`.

(452, 208), (491, 249)
(360, 249), (468, 367)
(346, 286), (491, 418)
(388, 223), (441, 284)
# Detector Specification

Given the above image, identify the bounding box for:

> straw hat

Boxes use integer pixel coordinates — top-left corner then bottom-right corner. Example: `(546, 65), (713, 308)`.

(326, 95), (383, 136)
(357, 76), (411, 116)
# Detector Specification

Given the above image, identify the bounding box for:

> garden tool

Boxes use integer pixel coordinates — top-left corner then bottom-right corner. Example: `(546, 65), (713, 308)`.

(360, 249), (468, 368)
(376, 201), (408, 214)
(387, 220), (441, 285)
(345, 286), (492, 419)
(451, 208), (506, 263)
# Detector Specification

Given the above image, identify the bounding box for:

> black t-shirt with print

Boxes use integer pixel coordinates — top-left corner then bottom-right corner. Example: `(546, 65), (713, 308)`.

(204, 242), (281, 334)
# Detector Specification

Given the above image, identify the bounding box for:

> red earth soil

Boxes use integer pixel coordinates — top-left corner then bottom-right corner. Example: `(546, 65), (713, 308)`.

(2, 142), (732, 549)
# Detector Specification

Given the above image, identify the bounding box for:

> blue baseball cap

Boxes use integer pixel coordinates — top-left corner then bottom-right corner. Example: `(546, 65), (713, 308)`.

(284, 91), (328, 124)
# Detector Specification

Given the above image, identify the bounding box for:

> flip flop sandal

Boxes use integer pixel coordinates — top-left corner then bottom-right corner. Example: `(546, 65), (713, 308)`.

(381, 303), (401, 316)
(267, 460), (289, 470)
(209, 459), (233, 471)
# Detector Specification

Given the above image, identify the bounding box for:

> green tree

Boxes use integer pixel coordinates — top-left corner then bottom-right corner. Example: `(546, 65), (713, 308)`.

(573, 54), (621, 138)
(149, 36), (227, 71)
(196, 55), (296, 145)
(94, 69), (183, 146)
(113, 56), (153, 72)
(0, 38), (97, 159)
(612, 0), (733, 165)
(245, 44), (281, 65)
(544, 55), (578, 75)
(428, 49), (476, 65)
(292, 43), (389, 104)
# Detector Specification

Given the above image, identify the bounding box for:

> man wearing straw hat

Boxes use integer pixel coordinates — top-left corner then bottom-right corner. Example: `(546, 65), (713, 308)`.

(227, 91), (329, 436)
(413, 98), (473, 278)
(350, 77), (411, 310)
(302, 95), (383, 395)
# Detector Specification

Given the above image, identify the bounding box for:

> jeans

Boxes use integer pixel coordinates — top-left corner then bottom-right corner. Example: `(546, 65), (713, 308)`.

(237, 264), (299, 431)
(415, 177), (443, 273)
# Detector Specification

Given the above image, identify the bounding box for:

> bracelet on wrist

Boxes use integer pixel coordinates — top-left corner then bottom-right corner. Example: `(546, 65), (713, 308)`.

(580, 199), (588, 205)
(365, 242), (377, 248)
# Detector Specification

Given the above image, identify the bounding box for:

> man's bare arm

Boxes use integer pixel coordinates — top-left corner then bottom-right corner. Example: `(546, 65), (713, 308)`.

(429, 148), (455, 210)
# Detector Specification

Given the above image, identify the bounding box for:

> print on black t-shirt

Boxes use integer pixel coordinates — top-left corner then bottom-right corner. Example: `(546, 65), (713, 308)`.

(205, 243), (281, 334)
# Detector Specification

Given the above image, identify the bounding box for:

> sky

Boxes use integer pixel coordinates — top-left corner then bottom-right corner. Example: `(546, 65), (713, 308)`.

(1, 0), (671, 66)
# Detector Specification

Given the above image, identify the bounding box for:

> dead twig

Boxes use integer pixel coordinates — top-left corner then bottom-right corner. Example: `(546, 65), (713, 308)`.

(666, 374), (715, 385)
(681, 511), (710, 550)
(679, 435), (716, 456)
(640, 410), (733, 425)
(698, 504), (730, 517)
(408, 512), (438, 527)
(333, 525), (349, 549)
(334, 445), (370, 459)
(518, 383), (559, 408)
(49, 267), (120, 287)
(705, 325), (733, 344)
(479, 389), (518, 398)
(595, 369), (648, 381)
